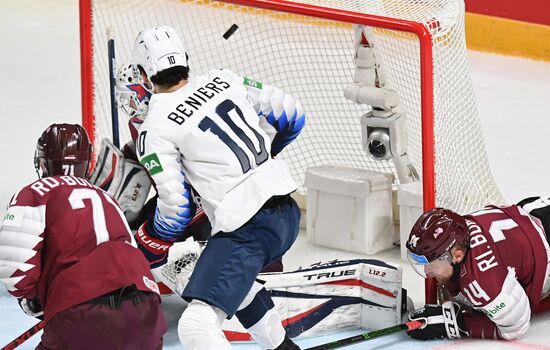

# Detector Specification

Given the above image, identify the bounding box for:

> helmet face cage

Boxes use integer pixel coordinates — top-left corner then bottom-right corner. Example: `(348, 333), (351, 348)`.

(116, 63), (152, 119)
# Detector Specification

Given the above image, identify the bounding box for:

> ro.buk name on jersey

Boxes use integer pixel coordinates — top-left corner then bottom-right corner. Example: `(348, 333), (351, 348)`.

(167, 76), (230, 125)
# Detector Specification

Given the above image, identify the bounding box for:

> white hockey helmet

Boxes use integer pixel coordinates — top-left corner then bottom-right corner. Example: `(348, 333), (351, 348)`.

(133, 25), (188, 80)
(115, 62), (152, 118)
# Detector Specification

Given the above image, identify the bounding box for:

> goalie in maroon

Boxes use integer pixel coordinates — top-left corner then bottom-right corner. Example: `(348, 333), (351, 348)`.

(0, 124), (166, 350)
(405, 204), (550, 341)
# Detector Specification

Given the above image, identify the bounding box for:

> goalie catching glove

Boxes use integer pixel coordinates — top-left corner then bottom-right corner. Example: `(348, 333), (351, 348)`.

(136, 221), (204, 295)
(408, 301), (468, 340)
(151, 237), (204, 295)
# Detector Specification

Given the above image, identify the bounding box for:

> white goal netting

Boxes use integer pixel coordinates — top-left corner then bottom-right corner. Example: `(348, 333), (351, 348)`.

(84, 0), (504, 214)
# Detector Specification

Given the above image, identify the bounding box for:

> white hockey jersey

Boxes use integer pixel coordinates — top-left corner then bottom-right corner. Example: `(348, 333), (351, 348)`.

(137, 69), (305, 236)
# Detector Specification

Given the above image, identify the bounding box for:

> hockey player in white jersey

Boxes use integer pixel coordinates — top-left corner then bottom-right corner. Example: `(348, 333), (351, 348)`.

(132, 26), (306, 349)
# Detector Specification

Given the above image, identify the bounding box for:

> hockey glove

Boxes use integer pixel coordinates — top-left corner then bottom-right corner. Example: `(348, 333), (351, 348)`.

(408, 301), (468, 340)
(18, 297), (44, 320)
(135, 222), (173, 269)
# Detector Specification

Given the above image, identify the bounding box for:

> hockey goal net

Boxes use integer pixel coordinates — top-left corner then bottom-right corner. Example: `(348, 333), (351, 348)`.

(80, 0), (504, 302)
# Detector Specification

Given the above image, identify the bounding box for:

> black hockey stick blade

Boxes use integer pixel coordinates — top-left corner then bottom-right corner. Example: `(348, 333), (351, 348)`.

(1, 320), (45, 350)
(304, 320), (424, 350)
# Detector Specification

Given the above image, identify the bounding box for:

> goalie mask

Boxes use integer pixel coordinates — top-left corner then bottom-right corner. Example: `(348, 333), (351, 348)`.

(116, 63), (152, 119)
(406, 207), (468, 278)
(34, 123), (92, 179)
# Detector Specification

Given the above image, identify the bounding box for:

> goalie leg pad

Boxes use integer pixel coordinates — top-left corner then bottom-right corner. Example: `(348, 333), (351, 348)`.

(178, 299), (231, 350)
(222, 259), (404, 340)
(518, 196), (550, 242)
(88, 138), (125, 194)
(88, 138), (152, 226)
(114, 160), (152, 225)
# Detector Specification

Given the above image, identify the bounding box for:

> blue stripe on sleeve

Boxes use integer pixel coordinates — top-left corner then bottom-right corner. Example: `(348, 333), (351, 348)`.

(151, 176), (196, 241)
(276, 110), (289, 131)
(270, 113), (306, 156)
(266, 111), (277, 129)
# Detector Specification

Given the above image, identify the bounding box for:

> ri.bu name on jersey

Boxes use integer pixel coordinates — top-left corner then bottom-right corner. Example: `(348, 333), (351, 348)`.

(450, 205), (550, 340)
(0, 175), (159, 322)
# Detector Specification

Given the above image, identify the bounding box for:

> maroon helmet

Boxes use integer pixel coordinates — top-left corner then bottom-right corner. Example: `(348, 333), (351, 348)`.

(34, 123), (92, 179)
(406, 207), (469, 263)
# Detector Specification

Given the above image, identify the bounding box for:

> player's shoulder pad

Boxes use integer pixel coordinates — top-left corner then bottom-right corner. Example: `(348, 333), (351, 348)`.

(8, 185), (38, 207)
(2, 184), (47, 232)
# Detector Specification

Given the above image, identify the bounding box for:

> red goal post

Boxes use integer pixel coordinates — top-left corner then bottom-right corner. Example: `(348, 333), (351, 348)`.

(79, 0), (505, 304)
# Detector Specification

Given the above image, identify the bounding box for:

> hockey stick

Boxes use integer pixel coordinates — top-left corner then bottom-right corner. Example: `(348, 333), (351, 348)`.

(107, 25), (120, 148)
(1, 320), (45, 350)
(304, 320), (424, 350)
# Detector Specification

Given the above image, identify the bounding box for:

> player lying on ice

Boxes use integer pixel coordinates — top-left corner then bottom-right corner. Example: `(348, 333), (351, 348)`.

(405, 200), (550, 341)
(0, 124), (166, 349)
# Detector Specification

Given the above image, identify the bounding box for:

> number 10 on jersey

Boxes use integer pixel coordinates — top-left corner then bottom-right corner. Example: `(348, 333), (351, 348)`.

(199, 99), (269, 173)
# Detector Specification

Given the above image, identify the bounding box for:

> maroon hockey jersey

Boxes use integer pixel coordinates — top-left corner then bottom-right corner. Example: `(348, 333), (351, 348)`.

(447, 205), (550, 340)
(0, 175), (160, 322)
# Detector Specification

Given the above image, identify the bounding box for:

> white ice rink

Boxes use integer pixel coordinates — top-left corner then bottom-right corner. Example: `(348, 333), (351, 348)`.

(1, 1), (550, 349)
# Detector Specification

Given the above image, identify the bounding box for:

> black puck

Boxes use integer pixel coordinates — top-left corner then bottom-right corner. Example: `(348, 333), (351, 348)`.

(223, 24), (239, 40)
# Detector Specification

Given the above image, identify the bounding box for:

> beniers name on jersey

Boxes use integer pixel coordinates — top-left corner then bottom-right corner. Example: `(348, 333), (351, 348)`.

(165, 75), (230, 124)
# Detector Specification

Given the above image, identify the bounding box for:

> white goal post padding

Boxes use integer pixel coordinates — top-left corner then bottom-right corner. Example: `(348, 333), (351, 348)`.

(82, 0), (504, 216)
